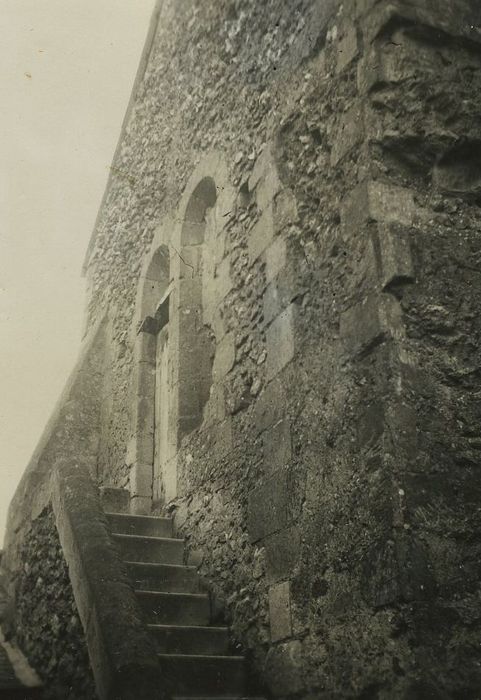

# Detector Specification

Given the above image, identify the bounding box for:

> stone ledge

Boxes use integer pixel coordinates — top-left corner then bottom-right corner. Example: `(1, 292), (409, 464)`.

(51, 458), (165, 700)
(360, 0), (481, 47)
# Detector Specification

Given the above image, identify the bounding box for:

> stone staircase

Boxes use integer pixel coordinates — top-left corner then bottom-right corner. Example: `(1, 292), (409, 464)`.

(107, 510), (266, 700)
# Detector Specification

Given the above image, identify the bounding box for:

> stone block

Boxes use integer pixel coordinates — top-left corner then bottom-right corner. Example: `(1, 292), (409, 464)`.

(133, 395), (155, 436)
(212, 418), (234, 460)
(213, 332), (236, 380)
(357, 401), (385, 449)
(386, 399), (418, 464)
(163, 456), (178, 503)
(177, 379), (203, 417)
(203, 383), (226, 426)
(247, 465), (302, 543)
(134, 362), (156, 400)
(265, 526), (301, 583)
(266, 304), (296, 380)
(330, 102), (365, 166)
(256, 168), (283, 212)
(360, 0), (481, 47)
(212, 306), (226, 341)
(374, 222), (415, 290)
(178, 276), (203, 311)
(99, 487), (130, 514)
(358, 35), (441, 94)
(263, 419), (292, 473)
(248, 144), (275, 192)
(253, 377), (285, 434)
(340, 294), (403, 356)
(181, 220), (205, 246)
(213, 232), (226, 265)
(263, 282), (283, 327)
(263, 252), (306, 326)
(265, 237), (287, 284)
(355, 0), (379, 16)
(214, 255), (232, 303)
(341, 180), (415, 236)
(134, 331), (157, 365)
(126, 433), (154, 467)
(273, 189), (299, 230)
(248, 206), (274, 264)
(269, 581), (292, 642)
(130, 495), (152, 516)
(336, 22), (359, 73)
(129, 462), (153, 499)
(264, 640), (304, 697)
(178, 244), (202, 278)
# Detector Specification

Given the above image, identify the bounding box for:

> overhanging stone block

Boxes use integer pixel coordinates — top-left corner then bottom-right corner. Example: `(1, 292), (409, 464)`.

(374, 222), (415, 289)
(360, 0), (481, 46)
(341, 180), (415, 236)
(340, 294), (404, 356)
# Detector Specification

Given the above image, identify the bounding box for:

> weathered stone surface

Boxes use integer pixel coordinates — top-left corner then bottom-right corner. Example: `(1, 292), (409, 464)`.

(330, 101), (365, 166)
(374, 222), (415, 290)
(336, 21), (359, 73)
(7, 1), (481, 698)
(264, 640), (304, 696)
(13, 507), (97, 700)
(265, 526), (301, 584)
(263, 419), (292, 473)
(341, 180), (416, 235)
(248, 466), (303, 543)
(99, 487), (130, 514)
(265, 236), (287, 284)
(51, 459), (164, 700)
(269, 581), (292, 642)
(212, 332), (236, 380)
(248, 206), (274, 264)
(340, 294), (404, 356)
(252, 377), (286, 435)
(266, 304), (297, 380)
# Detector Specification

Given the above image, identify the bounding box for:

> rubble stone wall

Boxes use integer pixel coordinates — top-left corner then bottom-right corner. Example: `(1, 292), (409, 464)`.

(13, 507), (97, 700)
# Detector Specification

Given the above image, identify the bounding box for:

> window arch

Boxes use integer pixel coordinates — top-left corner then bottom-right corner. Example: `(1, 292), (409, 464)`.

(176, 177), (217, 437)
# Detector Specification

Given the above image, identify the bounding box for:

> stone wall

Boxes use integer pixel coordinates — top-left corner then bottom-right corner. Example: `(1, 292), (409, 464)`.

(13, 507), (97, 700)
(81, 0), (481, 697)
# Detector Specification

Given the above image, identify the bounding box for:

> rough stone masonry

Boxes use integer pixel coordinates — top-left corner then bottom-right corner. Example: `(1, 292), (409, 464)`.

(3, 0), (481, 698)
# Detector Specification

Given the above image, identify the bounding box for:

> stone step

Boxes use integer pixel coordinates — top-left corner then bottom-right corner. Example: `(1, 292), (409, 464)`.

(158, 654), (245, 696)
(148, 624), (229, 655)
(136, 590), (210, 626)
(0, 689), (43, 699)
(126, 562), (199, 593)
(107, 512), (173, 538)
(112, 533), (184, 565)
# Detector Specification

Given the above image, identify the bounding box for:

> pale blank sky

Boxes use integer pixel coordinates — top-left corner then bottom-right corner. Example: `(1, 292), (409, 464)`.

(0, 1), (156, 542)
